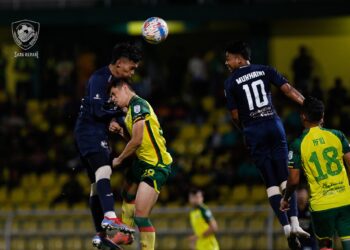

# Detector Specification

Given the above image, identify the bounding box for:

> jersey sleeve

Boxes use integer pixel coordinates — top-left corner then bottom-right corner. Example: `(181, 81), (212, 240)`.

(130, 98), (150, 124)
(332, 129), (350, 154)
(88, 74), (119, 119)
(267, 66), (288, 88)
(199, 205), (214, 223)
(224, 78), (237, 111)
(288, 139), (302, 170)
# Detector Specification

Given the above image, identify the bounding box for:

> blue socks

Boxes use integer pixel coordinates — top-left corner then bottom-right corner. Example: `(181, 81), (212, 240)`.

(89, 195), (104, 232)
(268, 194), (289, 226)
(96, 179), (115, 214)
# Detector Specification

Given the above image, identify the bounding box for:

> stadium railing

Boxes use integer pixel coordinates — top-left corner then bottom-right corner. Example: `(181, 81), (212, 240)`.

(0, 205), (287, 250)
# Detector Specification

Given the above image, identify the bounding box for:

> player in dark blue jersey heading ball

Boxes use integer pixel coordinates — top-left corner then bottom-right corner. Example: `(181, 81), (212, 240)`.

(224, 41), (309, 248)
(74, 43), (142, 249)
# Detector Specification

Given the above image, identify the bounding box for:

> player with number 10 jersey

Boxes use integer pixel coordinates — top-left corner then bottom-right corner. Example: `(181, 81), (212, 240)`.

(223, 41), (308, 247)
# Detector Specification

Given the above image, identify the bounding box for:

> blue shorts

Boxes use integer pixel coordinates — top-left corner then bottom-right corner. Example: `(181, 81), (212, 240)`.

(243, 118), (289, 188)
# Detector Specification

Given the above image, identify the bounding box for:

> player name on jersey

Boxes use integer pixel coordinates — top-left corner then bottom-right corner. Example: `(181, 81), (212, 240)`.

(236, 70), (265, 84)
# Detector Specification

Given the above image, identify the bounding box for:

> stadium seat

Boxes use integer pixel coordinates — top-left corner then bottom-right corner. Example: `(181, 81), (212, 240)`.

(10, 187), (26, 205)
(274, 234), (289, 250)
(219, 235), (235, 250)
(170, 218), (188, 229)
(28, 237), (45, 250)
(152, 217), (169, 230)
(230, 185), (249, 203)
(157, 236), (178, 250)
(39, 171), (56, 188)
(227, 217), (246, 231)
(46, 237), (64, 250)
(0, 186), (7, 203)
(179, 124), (197, 140)
(250, 185), (267, 204)
(247, 217), (266, 232)
(11, 237), (26, 250)
(254, 234), (268, 250)
(236, 235), (253, 250)
(65, 236), (83, 250)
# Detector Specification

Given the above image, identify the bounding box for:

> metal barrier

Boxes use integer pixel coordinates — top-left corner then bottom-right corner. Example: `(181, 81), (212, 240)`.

(0, 205), (282, 250)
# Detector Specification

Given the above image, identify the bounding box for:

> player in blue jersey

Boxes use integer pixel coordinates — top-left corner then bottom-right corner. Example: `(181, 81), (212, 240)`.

(74, 43), (142, 249)
(224, 41), (309, 249)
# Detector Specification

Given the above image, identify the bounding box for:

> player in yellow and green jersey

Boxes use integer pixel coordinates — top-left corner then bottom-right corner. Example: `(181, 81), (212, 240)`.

(280, 97), (350, 250)
(108, 77), (172, 250)
(188, 189), (219, 250)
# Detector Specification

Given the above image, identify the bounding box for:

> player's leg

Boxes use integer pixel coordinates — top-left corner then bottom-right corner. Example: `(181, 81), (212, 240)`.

(311, 209), (336, 250)
(121, 168), (139, 228)
(87, 152), (134, 234)
(134, 181), (158, 250)
(134, 162), (170, 250)
(335, 205), (350, 250)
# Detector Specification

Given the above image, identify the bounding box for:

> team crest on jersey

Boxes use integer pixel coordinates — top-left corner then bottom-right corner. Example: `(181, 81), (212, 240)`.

(134, 105), (141, 114)
(288, 151), (293, 160)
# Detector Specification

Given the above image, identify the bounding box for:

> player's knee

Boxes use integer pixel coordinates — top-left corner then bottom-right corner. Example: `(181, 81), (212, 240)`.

(95, 165), (112, 182)
(266, 186), (281, 198)
(90, 183), (98, 196)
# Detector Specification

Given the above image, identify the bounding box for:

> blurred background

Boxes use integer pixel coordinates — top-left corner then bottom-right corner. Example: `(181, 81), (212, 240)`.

(1, 0), (350, 249)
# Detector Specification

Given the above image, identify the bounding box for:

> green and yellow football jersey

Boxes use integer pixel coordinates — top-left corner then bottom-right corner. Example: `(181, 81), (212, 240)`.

(189, 204), (219, 250)
(289, 126), (350, 211)
(125, 95), (172, 166)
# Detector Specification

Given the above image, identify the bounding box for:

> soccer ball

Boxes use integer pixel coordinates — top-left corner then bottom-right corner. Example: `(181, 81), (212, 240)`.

(142, 17), (168, 44)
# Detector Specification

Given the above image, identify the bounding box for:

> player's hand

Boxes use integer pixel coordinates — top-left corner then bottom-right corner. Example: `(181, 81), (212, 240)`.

(109, 120), (122, 133)
(280, 198), (290, 212)
(112, 157), (122, 168)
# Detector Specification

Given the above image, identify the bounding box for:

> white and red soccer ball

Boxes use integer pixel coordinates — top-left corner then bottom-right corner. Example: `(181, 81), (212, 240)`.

(142, 17), (168, 44)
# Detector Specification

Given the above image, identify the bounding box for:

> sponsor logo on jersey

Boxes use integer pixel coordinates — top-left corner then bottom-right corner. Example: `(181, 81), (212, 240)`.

(94, 94), (101, 100)
(100, 140), (108, 149)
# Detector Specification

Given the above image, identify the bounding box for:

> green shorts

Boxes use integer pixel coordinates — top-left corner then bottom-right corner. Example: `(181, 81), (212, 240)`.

(126, 159), (171, 193)
(311, 205), (350, 240)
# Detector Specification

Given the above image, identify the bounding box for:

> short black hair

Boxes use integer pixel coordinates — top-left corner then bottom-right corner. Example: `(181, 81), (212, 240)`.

(301, 96), (325, 123)
(189, 188), (203, 195)
(225, 41), (251, 60)
(107, 76), (132, 93)
(110, 43), (142, 64)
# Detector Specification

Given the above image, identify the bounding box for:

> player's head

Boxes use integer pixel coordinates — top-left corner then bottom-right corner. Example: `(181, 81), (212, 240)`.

(110, 43), (142, 78)
(108, 77), (134, 108)
(225, 41), (251, 72)
(301, 96), (325, 126)
(189, 188), (204, 206)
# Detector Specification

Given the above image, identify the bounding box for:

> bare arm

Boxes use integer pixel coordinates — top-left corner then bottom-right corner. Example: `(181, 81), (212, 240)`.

(202, 218), (218, 237)
(112, 119), (144, 167)
(280, 83), (305, 105)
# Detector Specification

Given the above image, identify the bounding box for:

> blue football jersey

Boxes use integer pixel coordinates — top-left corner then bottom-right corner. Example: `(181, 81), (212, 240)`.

(74, 66), (123, 156)
(224, 64), (287, 126)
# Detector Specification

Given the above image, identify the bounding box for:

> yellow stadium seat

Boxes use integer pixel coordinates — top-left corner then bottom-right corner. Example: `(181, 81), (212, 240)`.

(11, 237), (25, 250)
(65, 237), (83, 250)
(254, 235), (268, 250)
(28, 237), (45, 250)
(219, 235), (235, 250)
(230, 185), (249, 203)
(198, 123), (213, 139)
(179, 124), (197, 140)
(28, 188), (44, 204)
(250, 185), (267, 204)
(40, 218), (56, 231)
(157, 236), (178, 250)
(274, 234), (289, 250)
(39, 171), (56, 188)
(0, 187), (7, 203)
(227, 217), (246, 231)
(47, 237), (64, 250)
(247, 217), (266, 231)
(236, 235), (253, 250)
(152, 217), (169, 230)
(170, 218), (188, 230)
(21, 173), (38, 188)
(110, 172), (123, 188)
(201, 96), (215, 112)
(22, 219), (39, 232)
(10, 188), (26, 205)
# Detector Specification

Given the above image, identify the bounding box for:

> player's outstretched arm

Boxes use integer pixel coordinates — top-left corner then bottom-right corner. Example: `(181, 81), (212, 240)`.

(280, 83), (305, 105)
(201, 218), (218, 238)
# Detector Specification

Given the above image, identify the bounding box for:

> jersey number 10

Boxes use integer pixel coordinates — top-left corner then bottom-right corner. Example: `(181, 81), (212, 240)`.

(242, 80), (269, 111)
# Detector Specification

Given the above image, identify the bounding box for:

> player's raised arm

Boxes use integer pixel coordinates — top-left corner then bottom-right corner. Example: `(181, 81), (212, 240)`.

(280, 83), (305, 105)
